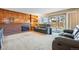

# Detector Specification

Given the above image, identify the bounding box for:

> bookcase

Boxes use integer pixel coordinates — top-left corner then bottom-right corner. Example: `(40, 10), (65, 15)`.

(30, 15), (38, 30)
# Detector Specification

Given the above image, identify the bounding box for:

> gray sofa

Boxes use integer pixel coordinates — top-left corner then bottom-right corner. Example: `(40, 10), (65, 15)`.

(52, 29), (79, 50)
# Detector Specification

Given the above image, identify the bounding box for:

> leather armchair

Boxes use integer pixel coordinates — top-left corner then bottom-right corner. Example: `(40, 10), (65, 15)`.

(52, 29), (79, 50)
(52, 37), (79, 50)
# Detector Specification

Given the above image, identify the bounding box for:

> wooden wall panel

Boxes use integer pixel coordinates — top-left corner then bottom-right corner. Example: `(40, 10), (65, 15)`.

(0, 9), (34, 24)
(0, 9), (38, 25)
(0, 9), (4, 23)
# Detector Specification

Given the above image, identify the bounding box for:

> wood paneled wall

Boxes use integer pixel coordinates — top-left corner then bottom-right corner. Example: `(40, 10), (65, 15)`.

(0, 8), (30, 24)
(0, 8), (38, 35)
(0, 8), (38, 27)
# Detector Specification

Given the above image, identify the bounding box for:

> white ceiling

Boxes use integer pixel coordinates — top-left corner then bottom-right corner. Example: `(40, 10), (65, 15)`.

(5, 8), (67, 16)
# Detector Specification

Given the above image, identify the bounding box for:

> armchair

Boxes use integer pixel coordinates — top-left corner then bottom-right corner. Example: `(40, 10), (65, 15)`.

(52, 29), (79, 50)
(52, 37), (79, 50)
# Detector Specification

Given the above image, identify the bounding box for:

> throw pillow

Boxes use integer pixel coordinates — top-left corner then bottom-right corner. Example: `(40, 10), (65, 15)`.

(74, 32), (79, 40)
(73, 25), (79, 36)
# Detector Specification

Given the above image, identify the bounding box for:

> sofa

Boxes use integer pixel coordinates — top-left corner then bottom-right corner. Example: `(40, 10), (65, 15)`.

(34, 24), (52, 34)
(34, 27), (48, 34)
(52, 26), (79, 50)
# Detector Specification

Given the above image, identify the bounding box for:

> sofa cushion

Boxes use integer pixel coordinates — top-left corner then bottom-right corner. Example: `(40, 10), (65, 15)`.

(60, 33), (74, 39)
(64, 30), (73, 34)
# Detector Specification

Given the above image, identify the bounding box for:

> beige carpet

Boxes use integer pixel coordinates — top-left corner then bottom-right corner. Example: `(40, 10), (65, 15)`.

(2, 31), (55, 50)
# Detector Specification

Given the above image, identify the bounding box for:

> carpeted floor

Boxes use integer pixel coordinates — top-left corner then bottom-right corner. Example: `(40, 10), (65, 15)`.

(2, 31), (55, 50)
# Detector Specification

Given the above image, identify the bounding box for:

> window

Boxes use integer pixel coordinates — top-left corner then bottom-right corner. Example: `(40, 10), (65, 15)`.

(51, 14), (66, 29)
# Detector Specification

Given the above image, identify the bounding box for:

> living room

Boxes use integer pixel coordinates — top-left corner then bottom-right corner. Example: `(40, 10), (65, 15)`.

(0, 8), (79, 50)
